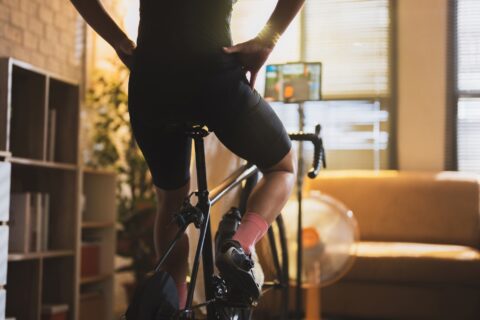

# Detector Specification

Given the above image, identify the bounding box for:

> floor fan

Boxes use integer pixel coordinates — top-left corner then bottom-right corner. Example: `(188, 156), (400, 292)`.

(282, 191), (360, 319)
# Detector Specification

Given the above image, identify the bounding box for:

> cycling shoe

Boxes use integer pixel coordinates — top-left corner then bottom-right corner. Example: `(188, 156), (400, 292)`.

(216, 240), (262, 304)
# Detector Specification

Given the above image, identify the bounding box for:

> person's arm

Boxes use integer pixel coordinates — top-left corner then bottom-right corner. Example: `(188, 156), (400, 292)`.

(70, 0), (136, 68)
(257, 0), (305, 48)
(223, 0), (305, 88)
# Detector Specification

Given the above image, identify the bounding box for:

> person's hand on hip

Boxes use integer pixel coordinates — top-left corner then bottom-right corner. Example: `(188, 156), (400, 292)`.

(115, 37), (136, 70)
(222, 38), (274, 89)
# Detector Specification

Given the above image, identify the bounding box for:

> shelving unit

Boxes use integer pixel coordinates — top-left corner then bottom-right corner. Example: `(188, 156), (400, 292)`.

(0, 161), (10, 320)
(80, 170), (116, 320)
(0, 57), (116, 320)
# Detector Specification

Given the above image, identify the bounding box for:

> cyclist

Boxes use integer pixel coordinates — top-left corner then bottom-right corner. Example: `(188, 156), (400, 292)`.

(71, 0), (304, 309)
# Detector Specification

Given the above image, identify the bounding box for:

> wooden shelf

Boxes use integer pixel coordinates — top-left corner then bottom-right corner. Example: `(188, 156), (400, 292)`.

(80, 273), (113, 285)
(4, 57), (78, 86)
(9, 157), (78, 170)
(8, 250), (74, 262)
(82, 221), (115, 229)
(83, 167), (116, 175)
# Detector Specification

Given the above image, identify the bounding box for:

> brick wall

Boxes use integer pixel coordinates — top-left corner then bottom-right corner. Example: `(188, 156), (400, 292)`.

(0, 0), (84, 81)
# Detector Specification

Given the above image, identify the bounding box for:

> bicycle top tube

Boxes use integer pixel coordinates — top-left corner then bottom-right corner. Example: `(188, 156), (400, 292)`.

(204, 127), (325, 207)
(209, 163), (258, 206)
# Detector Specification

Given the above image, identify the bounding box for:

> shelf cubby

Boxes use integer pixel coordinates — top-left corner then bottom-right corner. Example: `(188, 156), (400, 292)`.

(79, 281), (112, 320)
(6, 259), (41, 320)
(80, 170), (116, 320)
(10, 165), (78, 252)
(82, 171), (116, 224)
(42, 257), (75, 320)
(9, 65), (47, 160)
(47, 79), (79, 164)
(81, 228), (115, 281)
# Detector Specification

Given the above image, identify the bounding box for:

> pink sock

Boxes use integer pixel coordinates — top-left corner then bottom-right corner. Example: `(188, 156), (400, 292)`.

(176, 282), (188, 309)
(232, 212), (269, 254)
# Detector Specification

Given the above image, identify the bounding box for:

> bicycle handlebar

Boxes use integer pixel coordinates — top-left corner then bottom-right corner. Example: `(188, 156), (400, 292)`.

(288, 124), (327, 179)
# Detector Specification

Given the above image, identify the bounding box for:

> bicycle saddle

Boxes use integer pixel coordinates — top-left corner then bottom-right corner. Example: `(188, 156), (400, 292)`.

(185, 124), (210, 137)
(159, 122), (211, 139)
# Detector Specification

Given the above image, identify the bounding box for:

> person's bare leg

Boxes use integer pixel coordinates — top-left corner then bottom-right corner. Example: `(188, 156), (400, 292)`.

(218, 148), (296, 298)
(154, 182), (190, 307)
(246, 148), (296, 224)
(230, 148), (296, 255)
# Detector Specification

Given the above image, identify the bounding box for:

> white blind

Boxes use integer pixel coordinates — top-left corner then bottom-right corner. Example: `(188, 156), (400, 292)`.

(304, 0), (390, 98)
(457, 0), (480, 93)
(304, 0), (391, 169)
(457, 98), (480, 172)
(231, 0), (392, 169)
(457, 0), (480, 173)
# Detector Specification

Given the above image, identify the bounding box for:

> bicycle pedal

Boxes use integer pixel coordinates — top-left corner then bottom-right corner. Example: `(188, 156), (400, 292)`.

(212, 275), (228, 299)
(246, 295), (258, 307)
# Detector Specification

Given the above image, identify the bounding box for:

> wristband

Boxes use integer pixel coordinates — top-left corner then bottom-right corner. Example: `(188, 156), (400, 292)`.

(256, 24), (281, 48)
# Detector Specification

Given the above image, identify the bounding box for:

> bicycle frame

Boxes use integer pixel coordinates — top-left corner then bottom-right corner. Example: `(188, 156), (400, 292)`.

(154, 127), (260, 320)
(188, 128), (261, 319)
(154, 125), (325, 320)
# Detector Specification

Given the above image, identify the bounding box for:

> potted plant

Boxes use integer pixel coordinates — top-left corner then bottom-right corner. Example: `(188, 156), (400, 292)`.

(85, 61), (157, 300)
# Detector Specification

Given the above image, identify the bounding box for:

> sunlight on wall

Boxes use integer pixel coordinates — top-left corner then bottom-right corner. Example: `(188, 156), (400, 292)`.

(89, 0), (139, 73)
(85, 0), (136, 171)
(122, 0), (140, 40)
(231, 0), (301, 94)
(231, 0), (300, 63)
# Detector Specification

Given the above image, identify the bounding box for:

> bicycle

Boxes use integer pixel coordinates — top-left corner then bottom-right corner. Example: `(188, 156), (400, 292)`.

(124, 124), (325, 320)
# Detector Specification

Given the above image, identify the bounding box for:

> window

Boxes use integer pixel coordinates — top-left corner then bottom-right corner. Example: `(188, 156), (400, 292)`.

(304, 0), (390, 99)
(456, 0), (480, 173)
(231, 0), (392, 169)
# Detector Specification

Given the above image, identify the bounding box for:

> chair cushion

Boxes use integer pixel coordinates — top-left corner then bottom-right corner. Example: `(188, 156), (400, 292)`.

(344, 241), (480, 286)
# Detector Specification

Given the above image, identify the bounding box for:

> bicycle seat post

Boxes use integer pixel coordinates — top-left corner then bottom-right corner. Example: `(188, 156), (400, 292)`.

(186, 126), (210, 197)
(184, 126), (217, 319)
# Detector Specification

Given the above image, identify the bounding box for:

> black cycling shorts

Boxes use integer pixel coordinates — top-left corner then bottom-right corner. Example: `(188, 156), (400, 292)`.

(128, 60), (292, 190)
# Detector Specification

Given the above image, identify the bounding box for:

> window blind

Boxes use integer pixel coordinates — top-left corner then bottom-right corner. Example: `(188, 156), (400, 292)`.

(457, 98), (480, 172)
(304, 0), (391, 169)
(456, 0), (480, 173)
(457, 0), (480, 93)
(231, 0), (391, 169)
(304, 0), (390, 98)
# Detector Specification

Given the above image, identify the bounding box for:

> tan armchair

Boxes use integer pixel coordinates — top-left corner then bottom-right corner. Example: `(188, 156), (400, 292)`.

(306, 171), (480, 320)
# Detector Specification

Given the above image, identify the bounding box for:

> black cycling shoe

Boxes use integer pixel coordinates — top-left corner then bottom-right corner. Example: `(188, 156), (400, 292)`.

(215, 207), (242, 254)
(216, 240), (262, 304)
